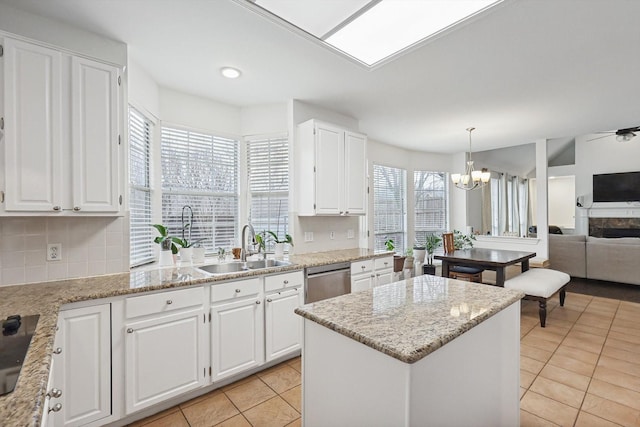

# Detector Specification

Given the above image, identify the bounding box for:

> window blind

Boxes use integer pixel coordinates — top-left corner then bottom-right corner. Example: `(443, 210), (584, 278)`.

(414, 170), (449, 245)
(373, 164), (407, 252)
(128, 107), (154, 267)
(161, 126), (239, 252)
(246, 135), (289, 250)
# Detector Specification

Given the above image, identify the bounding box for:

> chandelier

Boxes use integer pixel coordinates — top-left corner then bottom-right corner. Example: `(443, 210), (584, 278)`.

(451, 127), (491, 191)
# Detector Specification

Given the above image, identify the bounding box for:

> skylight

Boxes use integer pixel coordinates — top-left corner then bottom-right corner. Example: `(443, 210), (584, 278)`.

(252, 0), (501, 67)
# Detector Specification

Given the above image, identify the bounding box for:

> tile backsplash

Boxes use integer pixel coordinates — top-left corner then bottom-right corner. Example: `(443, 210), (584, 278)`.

(0, 215), (130, 286)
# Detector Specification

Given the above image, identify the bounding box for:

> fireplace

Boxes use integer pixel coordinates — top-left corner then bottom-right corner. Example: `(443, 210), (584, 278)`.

(589, 217), (640, 238)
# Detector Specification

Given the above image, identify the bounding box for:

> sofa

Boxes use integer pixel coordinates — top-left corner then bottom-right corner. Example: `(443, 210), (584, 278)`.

(548, 234), (640, 286)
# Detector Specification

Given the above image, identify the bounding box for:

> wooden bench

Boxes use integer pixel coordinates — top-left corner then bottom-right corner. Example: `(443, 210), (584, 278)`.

(504, 268), (570, 327)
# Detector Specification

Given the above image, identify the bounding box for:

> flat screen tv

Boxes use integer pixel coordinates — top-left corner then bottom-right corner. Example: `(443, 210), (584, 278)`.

(593, 171), (640, 202)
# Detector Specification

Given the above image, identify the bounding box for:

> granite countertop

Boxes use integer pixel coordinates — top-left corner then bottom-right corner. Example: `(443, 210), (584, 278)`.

(0, 248), (390, 426)
(295, 274), (525, 364)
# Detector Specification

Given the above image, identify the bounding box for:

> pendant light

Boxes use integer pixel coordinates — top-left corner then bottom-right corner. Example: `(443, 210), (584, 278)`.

(451, 127), (491, 191)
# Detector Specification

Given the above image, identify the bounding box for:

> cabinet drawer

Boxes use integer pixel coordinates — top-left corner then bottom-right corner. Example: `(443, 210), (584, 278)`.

(265, 270), (304, 292)
(212, 278), (262, 303)
(351, 259), (373, 275)
(126, 287), (203, 319)
(375, 256), (393, 271)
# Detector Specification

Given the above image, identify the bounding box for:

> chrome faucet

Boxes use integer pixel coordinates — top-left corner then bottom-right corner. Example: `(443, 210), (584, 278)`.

(240, 224), (256, 262)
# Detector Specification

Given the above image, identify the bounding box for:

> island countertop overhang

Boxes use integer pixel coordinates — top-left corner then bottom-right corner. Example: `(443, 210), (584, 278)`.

(295, 274), (525, 364)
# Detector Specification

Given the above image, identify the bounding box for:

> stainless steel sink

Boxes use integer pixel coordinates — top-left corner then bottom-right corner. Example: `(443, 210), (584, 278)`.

(244, 259), (292, 269)
(196, 259), (292, 275)
(197, 263), (248, 275)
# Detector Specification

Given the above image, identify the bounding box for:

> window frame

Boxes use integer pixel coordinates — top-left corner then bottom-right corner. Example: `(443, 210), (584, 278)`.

(373, 163), (407, 253)
(413, 170), (449, 247)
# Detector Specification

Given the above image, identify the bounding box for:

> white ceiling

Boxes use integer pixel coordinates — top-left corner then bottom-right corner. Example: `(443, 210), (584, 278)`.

(3, 0), (640, 153)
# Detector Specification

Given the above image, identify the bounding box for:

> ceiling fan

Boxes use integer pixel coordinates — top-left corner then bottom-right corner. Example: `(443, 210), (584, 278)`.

(588, 126), (640, 142)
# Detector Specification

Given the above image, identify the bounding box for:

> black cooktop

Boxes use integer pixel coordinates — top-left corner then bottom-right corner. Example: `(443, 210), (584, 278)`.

(0, 314), (40, 396)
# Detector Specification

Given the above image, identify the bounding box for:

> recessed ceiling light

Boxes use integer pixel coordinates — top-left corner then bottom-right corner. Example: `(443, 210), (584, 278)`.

(221, 67), (241, 79)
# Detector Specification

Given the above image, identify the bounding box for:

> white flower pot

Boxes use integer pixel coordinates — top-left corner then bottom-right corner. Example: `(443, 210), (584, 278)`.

(180, 247), (193, 263)
(159, 250), (174, 266)
(274, 243), (285, 258)
(413, 249), (426, 264)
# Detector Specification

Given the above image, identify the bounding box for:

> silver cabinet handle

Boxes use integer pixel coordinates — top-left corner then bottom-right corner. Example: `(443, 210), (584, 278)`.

(235, 289), (241, 293)
(284, 280), (289, 284)
(361, 265), (366, 270)
(371, 275), (375, 278)
(73, 206), (81, 211)
(49, 403), (62, 413)
(127, 328), (134, 333)
(345, 211), (349, 214)
(53, 206), (61, 211)
(384, 262), (389, 266)
(49, 388), (62, 399)
(376, 274), (380, 277)
(267, 298), (273, 302)
(53, 347), (62, 355)
(256, 300), (261, 304)
(166, 299), (173, 305)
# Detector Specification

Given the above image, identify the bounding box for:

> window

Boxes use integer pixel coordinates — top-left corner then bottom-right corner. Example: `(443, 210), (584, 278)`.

(414, 170), (449, 245)
(161, 126), (239, 252)
(246, 135), (289, 251)
(128, 107), (154, 267)
(373, 164), (406, 252)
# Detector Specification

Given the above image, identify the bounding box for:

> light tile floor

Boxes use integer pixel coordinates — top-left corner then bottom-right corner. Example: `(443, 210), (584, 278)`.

(131, 292), (640, 427)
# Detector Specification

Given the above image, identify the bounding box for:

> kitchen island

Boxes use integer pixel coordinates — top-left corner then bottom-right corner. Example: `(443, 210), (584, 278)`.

(295, 274), (525, 427)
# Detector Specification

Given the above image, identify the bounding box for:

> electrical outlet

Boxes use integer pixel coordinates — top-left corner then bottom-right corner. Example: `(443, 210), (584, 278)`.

(47, 243), (62, 261)
(304, 232), (314, 242)
(347, 229), (355, 239)
(329, 231), (335, 240)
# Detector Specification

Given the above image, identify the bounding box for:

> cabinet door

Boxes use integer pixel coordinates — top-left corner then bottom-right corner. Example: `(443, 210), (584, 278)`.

(344, 131), (366, 215)
(314, 124), (343, 214)
(351, 273), (373, 293)
(125, 309), (206, 414)
(71, 56), (120, 213)
(211, 297), (264, 381)
(53, 304), (111, 427)
(265, 288), (302, 362)
(376, 270), (394, 287)
(3, 38), (63, 212)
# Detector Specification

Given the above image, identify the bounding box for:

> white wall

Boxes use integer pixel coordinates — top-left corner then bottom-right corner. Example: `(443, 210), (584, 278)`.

(129, 59), (160, 121)
(241, 103), (287, 136)
(574, 134), (640, 234)
(160, 88), (241, 136)
(0, 6), (130, 286)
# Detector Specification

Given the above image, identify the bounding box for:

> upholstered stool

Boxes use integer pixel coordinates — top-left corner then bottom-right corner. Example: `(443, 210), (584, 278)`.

(504, 268), (570, 327)
(449, 265), (483, 283)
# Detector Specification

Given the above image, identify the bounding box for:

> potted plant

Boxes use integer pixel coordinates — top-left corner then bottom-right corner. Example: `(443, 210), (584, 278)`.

(423, 233), (442, 275)
(172, 225), (205, 263)
(151, 224), (182, 266)
(385, 238), (406, 272)
(403, 248), (414, 271)
(453, 230), (476, 250)
(266, 230), (294, 258)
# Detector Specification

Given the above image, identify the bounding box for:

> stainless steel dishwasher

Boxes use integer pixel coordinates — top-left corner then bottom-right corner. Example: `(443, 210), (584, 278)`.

(305, 262), (351, 303)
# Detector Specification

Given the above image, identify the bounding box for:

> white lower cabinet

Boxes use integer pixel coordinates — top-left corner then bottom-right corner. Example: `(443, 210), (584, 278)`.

(51, 304), (111, 427)
(265, 271), (304, 362)
(351, 256), (394, 292)
(124, 288), (207, 414)
(210, 278), (264, 382)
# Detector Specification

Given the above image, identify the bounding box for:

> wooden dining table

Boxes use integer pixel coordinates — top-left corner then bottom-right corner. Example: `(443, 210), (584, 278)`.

(434, 248), (536, 287)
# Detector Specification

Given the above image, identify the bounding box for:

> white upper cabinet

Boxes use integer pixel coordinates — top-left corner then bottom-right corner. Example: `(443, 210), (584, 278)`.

(71, 57), (120, 213)
(2, 38), (63, 212)
(1, 37), (122, 215)
(296, 119), (367, 216)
